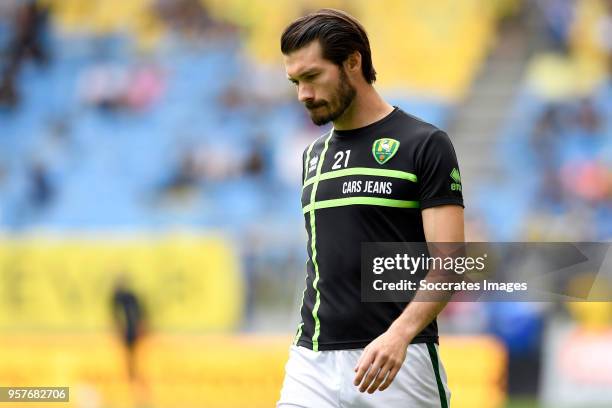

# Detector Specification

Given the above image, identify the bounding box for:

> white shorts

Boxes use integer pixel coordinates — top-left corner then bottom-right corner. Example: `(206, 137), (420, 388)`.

(277, 343), (450, 408)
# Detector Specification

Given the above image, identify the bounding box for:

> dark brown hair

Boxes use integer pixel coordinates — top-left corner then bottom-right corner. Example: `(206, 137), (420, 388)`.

(280, 8), (376, 84)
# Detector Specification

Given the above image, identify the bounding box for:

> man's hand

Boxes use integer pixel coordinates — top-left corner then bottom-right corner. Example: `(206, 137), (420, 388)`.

(353, 326), (410, 393)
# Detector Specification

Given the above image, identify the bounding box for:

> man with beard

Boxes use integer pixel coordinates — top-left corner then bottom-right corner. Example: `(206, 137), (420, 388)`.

(278, 9), (464, 408)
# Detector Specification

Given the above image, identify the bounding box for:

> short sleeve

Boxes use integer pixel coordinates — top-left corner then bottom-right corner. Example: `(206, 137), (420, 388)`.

(416, 130), (464, 209)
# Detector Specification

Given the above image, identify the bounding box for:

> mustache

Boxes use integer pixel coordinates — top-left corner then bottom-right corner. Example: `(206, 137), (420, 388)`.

(305, 100), (327, 109)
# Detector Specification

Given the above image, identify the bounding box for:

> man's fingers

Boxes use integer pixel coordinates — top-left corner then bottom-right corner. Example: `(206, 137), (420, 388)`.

(358, 355), (387, 392)
(378, 364), (401, 392)
(368, 360), (394, 394)
(353, 351), (374, 385)
(359, 365), (380, 393)
(366, 364), (390, 394)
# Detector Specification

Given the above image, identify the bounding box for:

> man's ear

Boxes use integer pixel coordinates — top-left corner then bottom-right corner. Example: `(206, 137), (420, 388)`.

(344, 51), (362, 76)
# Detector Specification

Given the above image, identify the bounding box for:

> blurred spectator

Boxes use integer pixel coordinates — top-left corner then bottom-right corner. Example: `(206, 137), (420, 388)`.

(243, 144), (265, 176)
(125, 64), (165, 110)
(154, 0), (215, 37)
(78, 62), (165, 111)
(0, 0), (50, 108)
(217, 60), (293, 118)
(560, 159), (610, 203)
(243, 133), (272, 177)
(11, 0), (49, 64)
(574, 97), (602, 135)
(78, 62), (130, 111)
(162, 149), (201, 195)
(530, 105), (561, 168)
(199, 143), (242, 181)
(0, 64), (19, 107)
(28, 161), (54, 209)
(528, 96), (609, 215)
(530, 106), (564, 208)
(153, 0), (238, 42)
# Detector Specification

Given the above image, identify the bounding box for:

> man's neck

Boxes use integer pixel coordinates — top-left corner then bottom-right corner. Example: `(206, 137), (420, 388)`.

(332, 87), (394, 131)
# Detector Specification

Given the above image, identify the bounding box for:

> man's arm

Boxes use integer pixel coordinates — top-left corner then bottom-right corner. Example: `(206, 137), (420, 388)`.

(353, 204), (464, 393)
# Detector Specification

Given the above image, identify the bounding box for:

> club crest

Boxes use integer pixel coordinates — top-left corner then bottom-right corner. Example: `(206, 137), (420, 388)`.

(372, 138), (400, 165)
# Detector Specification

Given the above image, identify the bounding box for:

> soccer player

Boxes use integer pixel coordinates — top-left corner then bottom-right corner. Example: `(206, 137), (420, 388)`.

(277, 9), (464, 408)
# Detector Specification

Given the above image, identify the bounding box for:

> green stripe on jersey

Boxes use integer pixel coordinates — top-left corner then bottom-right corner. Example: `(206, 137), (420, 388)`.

(303, 167), (417, 188)
(302, 197), (420, 213)
(308, 130), (333, 352)
(294, 139), (319, 345)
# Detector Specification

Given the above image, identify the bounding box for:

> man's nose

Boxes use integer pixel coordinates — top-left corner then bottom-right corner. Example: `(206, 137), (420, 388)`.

(298, 83), (314, 103)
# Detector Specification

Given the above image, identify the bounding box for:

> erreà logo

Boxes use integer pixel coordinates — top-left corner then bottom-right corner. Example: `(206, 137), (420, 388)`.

(372, 138), (400, 165)
(308, 156), (318, 173)
(450, 167), (462, 191)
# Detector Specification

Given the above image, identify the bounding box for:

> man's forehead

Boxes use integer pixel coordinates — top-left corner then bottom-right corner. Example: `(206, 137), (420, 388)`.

(283, 41), (325, 77)
(285, 62), (322, 79)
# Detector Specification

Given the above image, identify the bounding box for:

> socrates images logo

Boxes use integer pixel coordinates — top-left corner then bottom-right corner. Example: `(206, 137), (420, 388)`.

(372, 138), (400, 165)
(450, 167), (462, 191)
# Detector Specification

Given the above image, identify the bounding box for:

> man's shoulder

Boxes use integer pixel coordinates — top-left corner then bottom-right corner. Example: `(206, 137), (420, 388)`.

(391, 108), (444, 143)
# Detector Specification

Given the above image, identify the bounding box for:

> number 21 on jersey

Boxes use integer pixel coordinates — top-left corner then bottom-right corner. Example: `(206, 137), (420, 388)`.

(332, 150), (351, 170)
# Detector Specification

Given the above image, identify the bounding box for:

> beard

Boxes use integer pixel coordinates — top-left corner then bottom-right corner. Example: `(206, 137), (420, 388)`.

(305, 68), (356, 126)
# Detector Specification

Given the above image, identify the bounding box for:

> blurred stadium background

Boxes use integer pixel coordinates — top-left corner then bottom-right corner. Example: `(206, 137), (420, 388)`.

(0, 0), (610, 407)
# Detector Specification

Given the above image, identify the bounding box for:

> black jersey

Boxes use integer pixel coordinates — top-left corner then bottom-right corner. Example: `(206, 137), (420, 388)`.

(294, 107), (464, 351)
